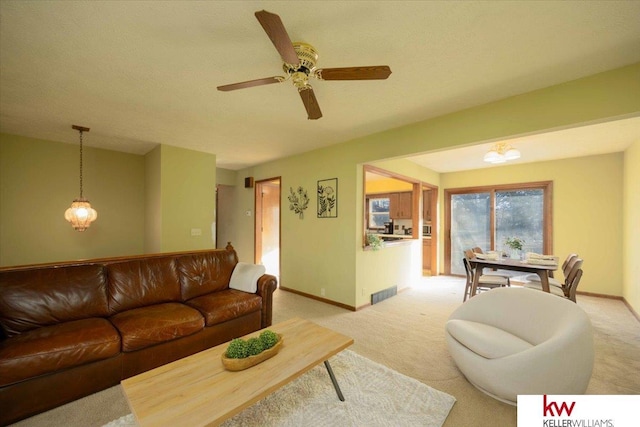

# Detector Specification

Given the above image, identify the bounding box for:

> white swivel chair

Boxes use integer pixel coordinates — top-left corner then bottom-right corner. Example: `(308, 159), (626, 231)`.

(445, 287), (594, 405)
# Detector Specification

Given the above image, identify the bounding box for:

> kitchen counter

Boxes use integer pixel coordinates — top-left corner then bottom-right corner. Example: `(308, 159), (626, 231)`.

(364, 232), (422, 250)
(370, 233), (414, 242)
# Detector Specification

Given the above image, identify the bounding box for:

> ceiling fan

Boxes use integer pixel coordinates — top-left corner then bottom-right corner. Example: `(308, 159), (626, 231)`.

(217, 10), (392, 120)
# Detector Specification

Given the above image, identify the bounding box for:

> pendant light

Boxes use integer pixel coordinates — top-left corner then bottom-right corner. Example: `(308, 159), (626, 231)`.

(64, 125), (97, 231)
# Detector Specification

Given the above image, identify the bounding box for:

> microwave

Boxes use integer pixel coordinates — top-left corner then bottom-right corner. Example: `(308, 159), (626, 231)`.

(423, 224), (432, 236)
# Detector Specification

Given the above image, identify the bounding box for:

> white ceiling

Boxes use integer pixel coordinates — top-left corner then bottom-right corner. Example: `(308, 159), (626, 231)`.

(407, 115), (640, 173)
(1, 1), (639, 171)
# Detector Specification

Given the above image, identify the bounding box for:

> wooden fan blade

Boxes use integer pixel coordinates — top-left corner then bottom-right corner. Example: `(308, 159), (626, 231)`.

(255, 10), (300, 65)
(299, 87), (322, 120)
(316, 66), (392, 80)
(217, 76), (284, 92)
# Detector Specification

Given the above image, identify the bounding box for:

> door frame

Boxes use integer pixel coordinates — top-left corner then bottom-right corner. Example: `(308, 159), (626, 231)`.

(254, 177), (282, 275)
(422, 183), (439, 275)
(444, 180), (553, 274)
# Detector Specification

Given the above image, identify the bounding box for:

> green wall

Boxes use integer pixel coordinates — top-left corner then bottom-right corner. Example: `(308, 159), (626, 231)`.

(0, 133), (145, 265)
(229, 64), (640, 309)
(0, 136), (217, 266)
(216, 168), (237, 186)
(144, 145), (162, 253)
(623, 140), (640, 313)
(157, 145), (216, 252)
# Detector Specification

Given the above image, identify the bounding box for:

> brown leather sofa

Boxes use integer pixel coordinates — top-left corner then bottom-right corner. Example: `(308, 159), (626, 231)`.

(0, 244), (277, 425)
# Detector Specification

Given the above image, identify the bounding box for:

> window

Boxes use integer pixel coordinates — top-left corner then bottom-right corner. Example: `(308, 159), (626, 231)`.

(445, 181), (552, 275)
(363, 165), (422, 248)
(495, 189), (545, 254)
(367, 196), (390, 230)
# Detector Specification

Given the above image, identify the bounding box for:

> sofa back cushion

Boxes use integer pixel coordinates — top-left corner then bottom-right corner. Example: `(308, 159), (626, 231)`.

(107, 257), (180, 314)
(177, 250), (238, 301)
(0, 264), (109, 338)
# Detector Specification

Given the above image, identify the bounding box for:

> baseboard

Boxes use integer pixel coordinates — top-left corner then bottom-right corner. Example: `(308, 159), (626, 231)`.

(279, 286), (356, 311)
(279, 284), (640, 323)
(622, 298), (640, 323)
(576, 290), (623, 300)
(574, 291), (639, 324)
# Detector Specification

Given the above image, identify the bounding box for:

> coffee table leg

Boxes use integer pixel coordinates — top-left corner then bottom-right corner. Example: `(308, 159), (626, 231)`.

(324, 360), (345, 401)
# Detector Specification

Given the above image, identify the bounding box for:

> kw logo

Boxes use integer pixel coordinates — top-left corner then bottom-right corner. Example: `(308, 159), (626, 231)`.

(543, 395), (576, 417)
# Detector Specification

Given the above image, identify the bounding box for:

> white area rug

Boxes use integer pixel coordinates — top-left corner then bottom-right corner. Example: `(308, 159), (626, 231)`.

(104, 350), (456, 427)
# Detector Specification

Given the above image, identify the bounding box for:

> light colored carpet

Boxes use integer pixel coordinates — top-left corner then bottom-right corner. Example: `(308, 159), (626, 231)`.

(104, 350), (456, 427)
(10, 276), (640, 427)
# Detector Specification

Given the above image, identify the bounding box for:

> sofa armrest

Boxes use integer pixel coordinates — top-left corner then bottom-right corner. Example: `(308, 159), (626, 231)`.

(255, 274), (278, 328)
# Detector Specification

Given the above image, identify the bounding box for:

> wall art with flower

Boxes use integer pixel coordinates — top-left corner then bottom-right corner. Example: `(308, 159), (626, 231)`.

(288, 186), (309, 219)
(317, 178), (338, 218)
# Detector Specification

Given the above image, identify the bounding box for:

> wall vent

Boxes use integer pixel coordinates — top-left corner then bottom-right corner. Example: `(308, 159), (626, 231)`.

(371, 286), (397, 305)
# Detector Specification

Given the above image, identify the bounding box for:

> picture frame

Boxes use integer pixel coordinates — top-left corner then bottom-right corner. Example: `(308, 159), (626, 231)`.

(317, 178), (338, 218)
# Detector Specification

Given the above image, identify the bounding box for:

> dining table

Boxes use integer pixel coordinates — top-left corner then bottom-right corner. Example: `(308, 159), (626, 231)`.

(468, 256), (558, 298)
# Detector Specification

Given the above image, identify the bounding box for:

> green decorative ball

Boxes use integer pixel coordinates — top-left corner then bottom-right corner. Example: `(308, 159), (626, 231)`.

(226, 338), (249, 359)
(259, 330), (279, 349)
(246, 337), (265, 356)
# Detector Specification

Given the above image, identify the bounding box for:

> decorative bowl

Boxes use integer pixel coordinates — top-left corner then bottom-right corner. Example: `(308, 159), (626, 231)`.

(221, 334), (283, 371)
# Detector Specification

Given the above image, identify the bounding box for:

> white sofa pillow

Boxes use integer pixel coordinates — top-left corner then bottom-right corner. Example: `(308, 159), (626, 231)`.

(229, 262), (266, 293)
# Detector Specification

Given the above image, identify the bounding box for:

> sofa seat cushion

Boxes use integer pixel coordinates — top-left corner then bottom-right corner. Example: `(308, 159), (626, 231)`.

(186, 289), (262, 327)
(109, 302), (204, 352)
(446, 319), (533, 359)
(0, 318), (120, 386)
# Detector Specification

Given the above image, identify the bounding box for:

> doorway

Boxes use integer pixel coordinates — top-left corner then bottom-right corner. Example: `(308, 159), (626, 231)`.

(422, 184), (438, 276)
(255, 178), (281, 278)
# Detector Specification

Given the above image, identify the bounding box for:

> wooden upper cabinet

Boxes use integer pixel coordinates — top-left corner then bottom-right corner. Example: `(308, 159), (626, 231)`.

(390, 191), (412, 219)
(423, 190), (432, 222)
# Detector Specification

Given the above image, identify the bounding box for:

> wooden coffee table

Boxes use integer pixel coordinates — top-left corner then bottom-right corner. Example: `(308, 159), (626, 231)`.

(121, 317), (354, 426)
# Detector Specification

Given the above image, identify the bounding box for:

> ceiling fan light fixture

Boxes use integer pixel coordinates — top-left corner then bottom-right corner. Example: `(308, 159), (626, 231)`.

(285, 42), (318, 71)
(217, 10), (392, 119)
(484, 142), (520, 164)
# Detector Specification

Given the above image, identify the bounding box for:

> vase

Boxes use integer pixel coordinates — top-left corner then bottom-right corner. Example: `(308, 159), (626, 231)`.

(510, 249), (521, 260)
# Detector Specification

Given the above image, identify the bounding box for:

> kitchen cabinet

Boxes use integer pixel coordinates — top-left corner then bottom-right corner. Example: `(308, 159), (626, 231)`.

(423, 239), (432, 272)
(423, 190), (432, 222)
(390, 191), (412, 219)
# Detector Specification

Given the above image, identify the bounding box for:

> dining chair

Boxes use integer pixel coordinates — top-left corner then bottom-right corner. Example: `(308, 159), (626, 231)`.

(462, 256), (510, 301)
(525, 253), (579, 289)
(525, 258), (583, 302)
(470, 247), (513, 282)
(565, 268), (584, 302)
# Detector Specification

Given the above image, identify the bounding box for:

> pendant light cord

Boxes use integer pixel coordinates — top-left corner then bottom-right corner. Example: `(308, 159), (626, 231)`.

(79, 129), (84, 199)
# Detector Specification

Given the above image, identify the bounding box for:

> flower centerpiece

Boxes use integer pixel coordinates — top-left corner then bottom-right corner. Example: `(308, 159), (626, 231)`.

(221, 330), (283, 371)
(504, 237), (525, 259)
